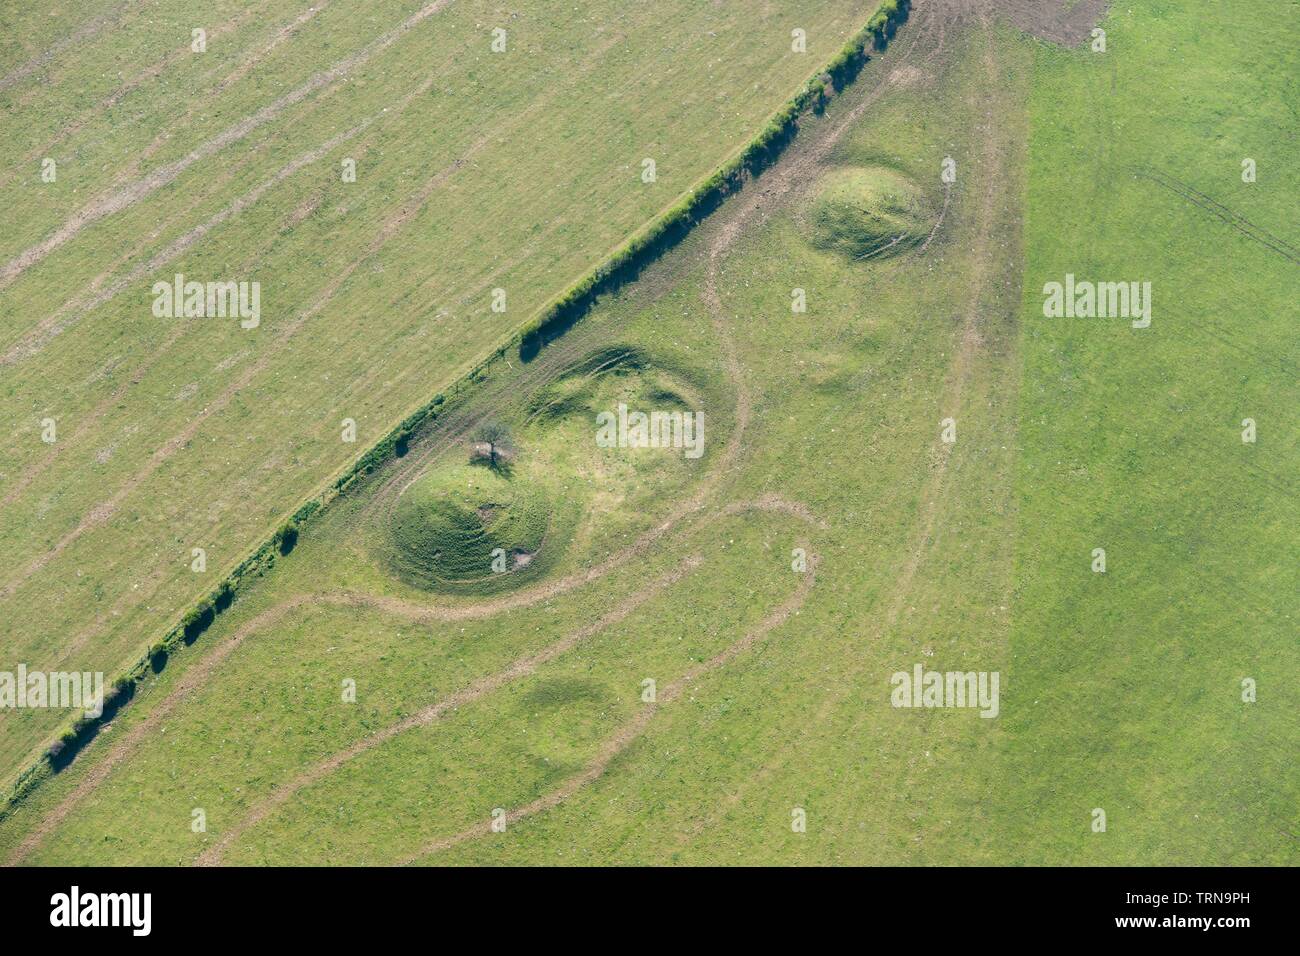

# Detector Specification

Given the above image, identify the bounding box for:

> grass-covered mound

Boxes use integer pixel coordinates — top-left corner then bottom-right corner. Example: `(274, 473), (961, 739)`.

(805, 165), (934, 260)
(517, 344), (719, 556)
(378, 345), (720, 596)
(524, 346), (706, 431)
(389, 464), (551, 590)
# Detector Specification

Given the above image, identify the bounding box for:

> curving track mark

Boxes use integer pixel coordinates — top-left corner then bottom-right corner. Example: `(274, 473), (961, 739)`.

(319, 495), (824, 628)
(398, 546), (817, 865)
(677, 0), (1035, 840)
(917, 180), (952, 255)
(194, 557), (706, 865)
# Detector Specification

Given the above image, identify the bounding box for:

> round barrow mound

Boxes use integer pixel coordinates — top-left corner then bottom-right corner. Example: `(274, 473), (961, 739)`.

(389, 464), (550, 589)
(805, 166), (934, 261)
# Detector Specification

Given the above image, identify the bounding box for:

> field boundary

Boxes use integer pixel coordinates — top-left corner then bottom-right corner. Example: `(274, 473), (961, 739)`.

(0, 0), (912, 827)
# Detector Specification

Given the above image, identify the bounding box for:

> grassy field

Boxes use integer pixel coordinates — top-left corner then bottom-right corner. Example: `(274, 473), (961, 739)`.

(0, 0), (882, 782)
(2, 0), (1293, 867)
(995, 0), (1298, 864)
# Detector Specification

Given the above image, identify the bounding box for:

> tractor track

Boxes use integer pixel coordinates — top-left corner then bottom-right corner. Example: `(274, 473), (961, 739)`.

(1, 113), (379, 370)
(0, 0), (283, 191)
(0, 1), (143, 94)
(0, 0), (459, 295)
(673, 0), (1057, 847)
(399, 547), (817, 865)
(1130, 166), (1300, 266)
(191, 556), (707, 865)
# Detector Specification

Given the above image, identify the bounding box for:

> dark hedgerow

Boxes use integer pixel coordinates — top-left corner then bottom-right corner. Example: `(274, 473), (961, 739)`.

(181, 603), (215, 644)
(213, 581), (234, 613)
(277, 520), (299, 556)
(519, 0), (911, 361)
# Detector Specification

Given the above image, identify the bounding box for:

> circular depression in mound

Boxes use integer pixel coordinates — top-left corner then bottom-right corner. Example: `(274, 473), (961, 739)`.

(389, 464), (550, 588)
(805, 166), (934, 260)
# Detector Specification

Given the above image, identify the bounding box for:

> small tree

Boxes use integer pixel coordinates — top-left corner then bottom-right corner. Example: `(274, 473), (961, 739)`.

(471, 421), (516, 471)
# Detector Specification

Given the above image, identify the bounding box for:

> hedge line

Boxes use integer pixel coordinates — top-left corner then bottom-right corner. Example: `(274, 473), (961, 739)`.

(516, 0), (911, 358)
(0, 0), (912, 825)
